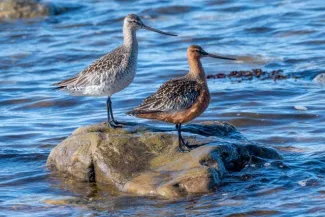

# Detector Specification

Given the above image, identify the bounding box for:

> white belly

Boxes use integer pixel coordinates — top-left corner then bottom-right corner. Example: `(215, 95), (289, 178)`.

(70, 68), (136, 97)
(67, 45), (138, 97)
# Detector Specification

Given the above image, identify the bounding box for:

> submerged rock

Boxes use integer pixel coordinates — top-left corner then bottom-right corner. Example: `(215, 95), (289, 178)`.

(0, 0), (51, 20)
(47, 121), (281, 198)
(313, 73), (325, 84)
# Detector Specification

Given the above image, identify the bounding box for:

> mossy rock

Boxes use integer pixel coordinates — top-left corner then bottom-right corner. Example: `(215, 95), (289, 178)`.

(0, 0), (66, 20)
(47, 121), (281, 198)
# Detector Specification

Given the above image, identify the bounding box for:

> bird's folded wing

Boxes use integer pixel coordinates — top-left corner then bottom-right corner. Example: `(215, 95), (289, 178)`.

(133, 78), (202, 113)
(55, 46), (128, 88)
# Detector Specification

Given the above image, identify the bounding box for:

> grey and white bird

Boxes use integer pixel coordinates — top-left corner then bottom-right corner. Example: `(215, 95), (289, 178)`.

(54, 14), (177, 128)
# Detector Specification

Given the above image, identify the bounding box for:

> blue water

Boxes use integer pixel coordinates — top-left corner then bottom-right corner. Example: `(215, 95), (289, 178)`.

(1, 0), (325, 216)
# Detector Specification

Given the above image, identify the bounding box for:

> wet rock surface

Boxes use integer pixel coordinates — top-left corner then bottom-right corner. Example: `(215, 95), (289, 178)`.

(47, 121), (281, 198)
(0, 0), (50, 19)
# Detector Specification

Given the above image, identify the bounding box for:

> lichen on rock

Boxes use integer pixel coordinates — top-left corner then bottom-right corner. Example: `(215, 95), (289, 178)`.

(0, 0), (52, 20)
(47, 121), (281, 199)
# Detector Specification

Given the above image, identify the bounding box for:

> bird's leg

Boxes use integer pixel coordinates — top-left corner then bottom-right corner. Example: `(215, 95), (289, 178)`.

(106, 97), (121, 128)
(106, 97), (114, 128)
(176, 124), (186, 152)
(177, 124), (200, 152)
(108, 97), (124, 126)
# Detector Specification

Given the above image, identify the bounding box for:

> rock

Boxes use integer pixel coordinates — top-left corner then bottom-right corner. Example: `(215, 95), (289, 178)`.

(47, 121), (281, 199)
(0, 0), (51, 20)
(294, 105), (308, 111)
(313, 73), (325, 84)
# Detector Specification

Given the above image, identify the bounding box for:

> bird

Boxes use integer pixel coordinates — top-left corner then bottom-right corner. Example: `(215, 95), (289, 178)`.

(127, 45), (236, 152)
(53, 14), (177, 128)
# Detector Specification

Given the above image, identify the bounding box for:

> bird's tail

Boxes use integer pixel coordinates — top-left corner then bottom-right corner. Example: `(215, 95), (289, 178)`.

(52, 76), (78, 90)
(126, 110), (140, 116)
(52, 85), (66, 90)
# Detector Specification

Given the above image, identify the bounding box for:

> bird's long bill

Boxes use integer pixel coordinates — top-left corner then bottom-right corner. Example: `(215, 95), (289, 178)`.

(142, 24), (177, 36)
(206, 52), (236, 60)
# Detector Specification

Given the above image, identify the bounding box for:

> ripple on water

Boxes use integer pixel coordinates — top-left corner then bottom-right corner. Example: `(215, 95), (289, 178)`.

(141, 5), (197, 17)
(1, 0), (325, 216)
(20, 99), (80, 109)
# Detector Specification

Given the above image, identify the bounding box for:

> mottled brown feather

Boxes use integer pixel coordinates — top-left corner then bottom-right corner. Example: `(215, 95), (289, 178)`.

(130, 77), (203, 113)
(127, 45), (221, 124)
(133, 88), (210, 124)
(127, 76), (210, 124)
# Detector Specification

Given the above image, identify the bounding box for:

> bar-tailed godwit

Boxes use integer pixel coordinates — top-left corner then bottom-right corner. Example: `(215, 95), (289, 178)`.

(127, 45), (235, 152)
(54, 14), (177, 128)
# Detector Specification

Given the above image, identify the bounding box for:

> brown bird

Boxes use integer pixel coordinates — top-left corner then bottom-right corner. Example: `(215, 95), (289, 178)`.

(127, 45), (236, 152)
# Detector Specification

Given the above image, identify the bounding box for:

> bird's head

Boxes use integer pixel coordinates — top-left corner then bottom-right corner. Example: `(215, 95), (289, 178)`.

(187, 45), (236, 60)
(124, 14), (177, 36)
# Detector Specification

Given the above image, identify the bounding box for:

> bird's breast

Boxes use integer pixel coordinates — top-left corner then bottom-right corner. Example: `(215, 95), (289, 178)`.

(101, 53), (137, 95)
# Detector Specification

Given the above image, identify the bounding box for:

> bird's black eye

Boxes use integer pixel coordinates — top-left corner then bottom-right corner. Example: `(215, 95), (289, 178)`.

(131, 20), (141, 25)
(195, 49), (200, 53)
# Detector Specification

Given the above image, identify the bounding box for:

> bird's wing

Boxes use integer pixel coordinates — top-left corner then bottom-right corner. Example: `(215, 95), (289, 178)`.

(54, 46), (128, 88)
(130, 78), (202, 114)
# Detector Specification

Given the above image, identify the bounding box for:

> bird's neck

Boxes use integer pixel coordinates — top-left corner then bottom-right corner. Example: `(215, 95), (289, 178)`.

(188, 57), (207, 83)
(123, 26), (138, 49)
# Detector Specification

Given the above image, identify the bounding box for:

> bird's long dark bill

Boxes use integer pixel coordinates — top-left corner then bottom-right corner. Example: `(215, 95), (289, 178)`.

(207, 52), (236, 60)
(143, 24), (177, 36)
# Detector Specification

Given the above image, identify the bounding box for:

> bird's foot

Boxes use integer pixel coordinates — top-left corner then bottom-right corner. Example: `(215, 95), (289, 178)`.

(107, 121), (122, 128)
(177, 146), (191, 153)
(177, 142), (200, 153)
(111, 120), (126, 126)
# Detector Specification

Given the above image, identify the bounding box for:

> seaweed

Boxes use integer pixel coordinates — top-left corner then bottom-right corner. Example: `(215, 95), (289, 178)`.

(207, 69), (301, 82)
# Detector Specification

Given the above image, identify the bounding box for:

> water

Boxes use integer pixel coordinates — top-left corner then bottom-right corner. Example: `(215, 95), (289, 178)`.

(1, 0), (325, 216)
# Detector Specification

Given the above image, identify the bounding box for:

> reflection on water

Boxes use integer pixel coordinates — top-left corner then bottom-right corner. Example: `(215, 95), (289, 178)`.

(1, 0), (325, 216)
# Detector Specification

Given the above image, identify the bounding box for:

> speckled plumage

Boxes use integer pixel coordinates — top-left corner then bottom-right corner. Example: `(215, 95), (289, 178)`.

(130, 75), (204, 114)
(54, 13), (176, 98)
(55, 45), (138, 96)
(127, 45), (235, 152)
(54, 14), (176, 128)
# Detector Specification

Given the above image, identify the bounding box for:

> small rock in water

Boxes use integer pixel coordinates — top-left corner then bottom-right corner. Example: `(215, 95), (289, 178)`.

(264, 162), (271, 167)
(44, 197), (79, 205)
(0, 0), (50, 20)
(313, 73), (325, 84)
(298, 180), (307, 187)
(294, 105), (308, 111)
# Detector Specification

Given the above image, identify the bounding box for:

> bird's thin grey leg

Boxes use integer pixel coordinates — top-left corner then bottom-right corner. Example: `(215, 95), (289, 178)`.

(107, 97), (120, 125)
(177, 124), (199, 152)
(108, 98), (125, 126)
(176, 124), (185, 152)
(107, 97), (121, 128)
